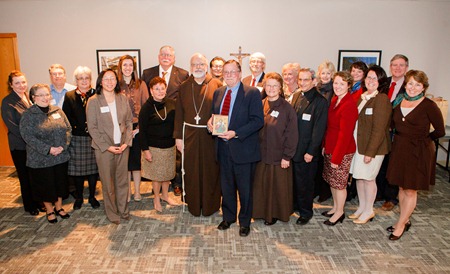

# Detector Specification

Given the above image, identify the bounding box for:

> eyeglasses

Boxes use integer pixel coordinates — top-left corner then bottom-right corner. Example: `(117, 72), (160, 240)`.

(34, 94), (51, 98)
(159, 53), (173, 58)
(223, 70), (240, 76)
(102, 77), (116, 82)
(212, 65), (223, 69)
(77, 77), (91, 81)
(265, 85), (281, 89)
(366, 76), (378, 81)
(298, 78), (312, 82)
(250, 60), (264, 64)
(191, 63), (207, 68)
(50, 72), (64, 77)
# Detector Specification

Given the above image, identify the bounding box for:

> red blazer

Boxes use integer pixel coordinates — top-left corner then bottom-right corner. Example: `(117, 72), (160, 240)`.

(323, 92), (358, 165)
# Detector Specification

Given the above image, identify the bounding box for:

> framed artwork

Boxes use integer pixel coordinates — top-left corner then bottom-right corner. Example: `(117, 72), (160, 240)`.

(96, 49), (141, 77)
(212, 115), (229, 135)
(337, 50), (382, 71)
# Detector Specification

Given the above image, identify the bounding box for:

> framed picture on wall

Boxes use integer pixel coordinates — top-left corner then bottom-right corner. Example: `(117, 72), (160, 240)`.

(96, 49), (141, 77)
(337, 50), (382, 71)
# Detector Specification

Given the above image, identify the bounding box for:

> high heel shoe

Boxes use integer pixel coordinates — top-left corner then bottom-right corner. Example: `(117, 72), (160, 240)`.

(154, 199), (162, 213)
(386, 221), (411, 233)
(324, 213), (345, 226)
(348, 213), (361, 219)
(353, 213), (375, 224)
(46, 211), (58, 224)
(161, 197), (179, 206)
(389, 224), (409, 241)
(321, 211), (333, 217)
(54, 207), (70, 219)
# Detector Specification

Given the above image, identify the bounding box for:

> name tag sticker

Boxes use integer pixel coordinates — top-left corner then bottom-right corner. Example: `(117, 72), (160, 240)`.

(365, 108), (373, 115)
(302, 113), (311, 121)
(271, 110), (279, 118)
(100, 106), (110, 113)
(51, 113), (61, 119)
(50, 99), (56, 105)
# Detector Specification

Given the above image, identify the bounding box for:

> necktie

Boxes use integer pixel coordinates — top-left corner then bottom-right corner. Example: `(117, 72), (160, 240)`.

(80, 92), (87, 107)
(162, 71), (167, 81)
(388, 82), (396, 100)
(251, 78), (256, 87)
(221, 89), (232, 115)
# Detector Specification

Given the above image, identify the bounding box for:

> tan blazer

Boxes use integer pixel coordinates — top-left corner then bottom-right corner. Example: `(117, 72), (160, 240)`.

(356, 93), (392, 157)
(86, 92), (133, 152)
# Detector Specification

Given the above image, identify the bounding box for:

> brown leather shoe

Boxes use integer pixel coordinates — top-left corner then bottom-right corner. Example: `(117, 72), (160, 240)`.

(381, 201), (395, 211)
(173, 186), (182, 196)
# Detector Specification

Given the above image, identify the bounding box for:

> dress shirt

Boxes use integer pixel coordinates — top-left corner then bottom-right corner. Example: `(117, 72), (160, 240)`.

(220, 83), (240, 121)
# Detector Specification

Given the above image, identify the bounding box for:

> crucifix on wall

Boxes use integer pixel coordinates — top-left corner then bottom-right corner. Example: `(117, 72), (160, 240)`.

(230, 46), (250, 66)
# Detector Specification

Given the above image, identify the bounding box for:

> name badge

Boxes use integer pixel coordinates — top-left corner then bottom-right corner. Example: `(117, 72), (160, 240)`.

(51, 113), (61, 119)
(271, 110), (279, 118)
(302, 113), (311, 121)
(100, 106), (110, 113)
(365, 108), (373, 115)
(50, 99), (56, 105)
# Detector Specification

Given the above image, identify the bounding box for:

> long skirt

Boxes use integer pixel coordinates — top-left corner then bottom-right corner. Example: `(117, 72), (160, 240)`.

(68, 135), (98, 176)
(30, 161), (69, 203)
(252, 162), (293, 222)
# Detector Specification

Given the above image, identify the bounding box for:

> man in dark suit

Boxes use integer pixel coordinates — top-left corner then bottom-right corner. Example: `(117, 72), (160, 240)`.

(208, 60), (264, 237)
(291, 68), (328, 225)
(141, 45), (189, 196)
(141, 45), (189, 100)
(377, 54), (409, 211)
(241, 52), (266, 90)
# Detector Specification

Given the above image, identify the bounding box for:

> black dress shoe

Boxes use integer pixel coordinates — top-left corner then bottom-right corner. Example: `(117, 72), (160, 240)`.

(89, 197), (100, 209)
(387, 221), (411, 233)
(264, 218), (278, 226)
(54, 208), (70, 219)
(321, 211), (333, 217)
(324, 214), (345, 226)
(217, 220), (235, 230)
(37, 204), (46, 212)
(173, 186), (182, 196)
(389, 224), (409, 241)
(296, 216), (311, 225)
(73, 199), (83, 210)
(28, 209), (39, 216)
(46, 211), (58, 224)
(239, 226), (250, 237)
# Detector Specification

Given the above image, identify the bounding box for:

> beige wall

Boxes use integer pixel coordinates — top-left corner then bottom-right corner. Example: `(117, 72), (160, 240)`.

(1, 0), (449, 112)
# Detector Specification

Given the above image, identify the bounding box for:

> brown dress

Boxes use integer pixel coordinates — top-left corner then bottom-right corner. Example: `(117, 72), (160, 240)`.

(387, 98), (445, 190)
(252, 97), (298, 222)
(173, 75), (222, 216)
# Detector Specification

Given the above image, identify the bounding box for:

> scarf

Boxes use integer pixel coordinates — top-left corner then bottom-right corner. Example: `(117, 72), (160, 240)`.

(392, 92), (424, 108)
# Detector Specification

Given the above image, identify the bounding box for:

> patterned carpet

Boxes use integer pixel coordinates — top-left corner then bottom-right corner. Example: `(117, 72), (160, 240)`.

(0, 166), (449, 274)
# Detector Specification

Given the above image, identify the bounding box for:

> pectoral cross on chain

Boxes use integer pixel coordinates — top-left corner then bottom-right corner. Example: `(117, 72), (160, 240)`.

(230, 46), (250, 66)
(194, 114), (201, 124)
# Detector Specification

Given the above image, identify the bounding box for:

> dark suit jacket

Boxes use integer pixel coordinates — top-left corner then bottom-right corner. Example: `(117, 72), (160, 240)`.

(242, 72), (265, 88)
(291, 87), (328, 162)
(141, 65), (189, 100)
(388, 76), (406, 102)
(212, 83), (264, 164)
(1, 91), (31, 150)
(62, 88), (95, 136)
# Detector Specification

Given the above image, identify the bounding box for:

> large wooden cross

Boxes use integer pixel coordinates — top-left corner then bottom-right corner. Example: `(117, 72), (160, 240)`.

(230, 46), (250, 66)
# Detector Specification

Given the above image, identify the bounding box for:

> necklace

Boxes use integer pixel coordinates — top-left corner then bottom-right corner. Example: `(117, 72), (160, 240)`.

(192, 82), (208, 124)
(153, 103), (167, 121)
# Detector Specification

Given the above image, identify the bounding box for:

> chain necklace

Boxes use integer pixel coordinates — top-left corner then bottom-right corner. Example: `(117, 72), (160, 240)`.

(192, 82), (208, 124)
(153, 103), (167, 121)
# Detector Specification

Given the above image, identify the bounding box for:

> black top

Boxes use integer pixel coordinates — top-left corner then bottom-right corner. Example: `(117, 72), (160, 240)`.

(318, 81), (333, 105)
(139, 97), (176, 149)
(62, 88), (95, 136)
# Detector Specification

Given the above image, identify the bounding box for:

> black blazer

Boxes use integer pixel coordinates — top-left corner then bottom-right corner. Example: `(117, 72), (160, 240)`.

(141, 65), (189, 100)
(388, 76), (406, 102)
(291, 87), (328, 162)
(212, 83), (264, 164)
(62, 88), (95, 136)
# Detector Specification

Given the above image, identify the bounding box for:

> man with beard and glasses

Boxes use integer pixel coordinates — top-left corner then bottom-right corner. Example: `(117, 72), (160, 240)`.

(174, 53), (222, 216)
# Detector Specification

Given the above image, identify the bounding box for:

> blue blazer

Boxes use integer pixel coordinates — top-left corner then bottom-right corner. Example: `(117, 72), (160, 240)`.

(212, 83), (264, 164)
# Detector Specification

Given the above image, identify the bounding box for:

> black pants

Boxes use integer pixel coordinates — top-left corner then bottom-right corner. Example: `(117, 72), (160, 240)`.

(72, 174), (98, 200)
(11, 150), (41, 212)
(293, 160), (318, 219)
(376, 154), (399, 203)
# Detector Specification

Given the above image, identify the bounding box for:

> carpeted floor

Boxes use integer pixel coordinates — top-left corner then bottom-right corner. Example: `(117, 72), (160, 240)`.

(0, 166), (449, 273)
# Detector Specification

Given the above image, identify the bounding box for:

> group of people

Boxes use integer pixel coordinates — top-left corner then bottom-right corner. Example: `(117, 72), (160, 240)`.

(1, 46), (445, 240)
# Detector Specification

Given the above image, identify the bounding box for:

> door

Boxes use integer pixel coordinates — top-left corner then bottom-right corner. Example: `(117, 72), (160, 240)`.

(0, 33), (21, 166)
